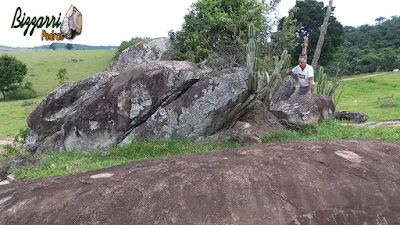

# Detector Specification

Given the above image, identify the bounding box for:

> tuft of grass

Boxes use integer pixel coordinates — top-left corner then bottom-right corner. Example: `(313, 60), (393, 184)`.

(262, 119), (400, 143)
(365, 78), (377, 83)
(379, 100), (399, 108)
(11, 138), (243, 179)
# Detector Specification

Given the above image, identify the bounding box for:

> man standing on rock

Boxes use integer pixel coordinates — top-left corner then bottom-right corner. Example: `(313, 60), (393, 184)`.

(286, 56), (314, 96)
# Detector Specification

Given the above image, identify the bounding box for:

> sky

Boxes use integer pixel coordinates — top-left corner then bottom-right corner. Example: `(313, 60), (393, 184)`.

(0, 0), (399, 48)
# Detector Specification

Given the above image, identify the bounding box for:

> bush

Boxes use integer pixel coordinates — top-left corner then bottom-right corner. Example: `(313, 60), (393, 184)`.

(379, 100), (399, 108)
(0, 54), (28, 99)
(168, 0), (279, 64)
(14, 126), (29, 144)
(7, 82), (37, 100)
(117, 37), (150, 54)
(56, 68), (68, 85)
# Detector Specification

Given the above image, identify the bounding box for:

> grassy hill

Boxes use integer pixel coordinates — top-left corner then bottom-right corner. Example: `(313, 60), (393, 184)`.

(0, 44), (118, 52)
(336, 72), (400, 121)
(0, 49), (116, 137)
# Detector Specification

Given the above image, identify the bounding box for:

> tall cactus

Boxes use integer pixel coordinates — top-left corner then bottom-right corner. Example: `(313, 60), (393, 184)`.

(316, 66), (333, 96)
(247, 23), (260, 93)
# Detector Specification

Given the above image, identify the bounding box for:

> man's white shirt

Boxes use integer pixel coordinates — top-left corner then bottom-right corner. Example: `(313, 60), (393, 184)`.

(292, 64), (314, 87)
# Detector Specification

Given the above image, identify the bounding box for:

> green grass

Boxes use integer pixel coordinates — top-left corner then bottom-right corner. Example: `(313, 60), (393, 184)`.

(262, 119), (400, 143)
(8, 119), (400, 180)
(335, 72), (400, 121)
(11, 138), (243, 180)
(0, 50), (116, 137)
(0, 98), (42, 137)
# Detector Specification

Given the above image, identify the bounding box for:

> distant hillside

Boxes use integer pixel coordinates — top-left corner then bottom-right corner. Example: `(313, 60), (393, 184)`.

(39, 43), (118, 50)
(0, 43), (118, 52)
(0, 45), (34, 52)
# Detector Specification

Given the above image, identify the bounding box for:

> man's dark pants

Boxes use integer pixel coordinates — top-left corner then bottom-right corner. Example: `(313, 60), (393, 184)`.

(298, 85), (314, 95)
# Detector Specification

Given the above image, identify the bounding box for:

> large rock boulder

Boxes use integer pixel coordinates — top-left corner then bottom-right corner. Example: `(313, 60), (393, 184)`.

(269, 93), (335, 126)
(270, 76), (296, 105)
(26, 60), (250, 153)
(1, 139), (400, 224)
(202, 100), (283, 145)
(107, 37), (172, 72)
(333, 110), (368, 123)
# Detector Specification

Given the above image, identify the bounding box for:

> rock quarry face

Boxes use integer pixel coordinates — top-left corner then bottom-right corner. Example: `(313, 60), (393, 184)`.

(1, 139), (400, 224)
(107, 37), (172, 72)
(269, 93), (335, 126)
(26, 60), (249, 153)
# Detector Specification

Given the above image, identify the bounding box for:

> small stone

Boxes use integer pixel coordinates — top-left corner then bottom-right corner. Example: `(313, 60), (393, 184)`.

(0, 180), (10, 186)
(90, 173), (114, 179)
(7, 174), (15, 183)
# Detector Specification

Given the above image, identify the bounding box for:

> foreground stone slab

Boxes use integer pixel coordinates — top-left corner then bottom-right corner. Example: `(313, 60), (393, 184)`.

(1, 139), (400, 224)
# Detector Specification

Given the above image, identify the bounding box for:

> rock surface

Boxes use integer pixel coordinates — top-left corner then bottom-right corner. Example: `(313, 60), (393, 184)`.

(1, 139), (400, 224)
(0, 164), (9, 181)
(203, 101), (283, 145)
(269, 93), (335, 126)
(333, 110), (368, 123)
(107, 37), (172, 72)
(27, 60), (250, 153)
(270, 76), (296, 105)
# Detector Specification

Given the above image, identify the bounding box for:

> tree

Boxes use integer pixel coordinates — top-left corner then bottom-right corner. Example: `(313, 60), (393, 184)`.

(288, 0), (344, 67)
(326, 15), (400, 75)
(311, 0), (334, 70)
(49, 43), (56, 50)
(0, 54), (27, 99)
(56, 68), (68, 85)
(168, 0), (280, 64)
(270, 7), (298, 57)
(65, 43), (73, 50)
(375, 17), (386, 25)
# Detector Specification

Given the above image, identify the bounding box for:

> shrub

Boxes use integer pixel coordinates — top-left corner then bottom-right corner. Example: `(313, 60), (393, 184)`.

(7, 82), (37, 100)
(56, 68), (68, 85)
(0, 54), (28, 99)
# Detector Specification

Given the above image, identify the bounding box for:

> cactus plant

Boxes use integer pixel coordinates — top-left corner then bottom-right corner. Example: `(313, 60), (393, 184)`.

(246, 23), (261, 93)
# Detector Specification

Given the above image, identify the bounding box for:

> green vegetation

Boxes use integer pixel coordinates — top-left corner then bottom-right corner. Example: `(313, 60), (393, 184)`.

(65, 43), (73, 50)
(262, 119), (400, 143)
(336, 72), (400, 121)
(276, 0), (344, 67)
(10, 139), (243, 179)
(0, 50), (115, 137)
(3, 50), (115, 96)
(0, 54), (28, 99)
(5, 119), (399, 180)
(168, 0), (279, 64)
(327, 16), (400, 75)
(56, 68), (68, 85)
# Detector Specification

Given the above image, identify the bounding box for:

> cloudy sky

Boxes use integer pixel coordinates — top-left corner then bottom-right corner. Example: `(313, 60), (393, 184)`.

(0, 0), (399, 48)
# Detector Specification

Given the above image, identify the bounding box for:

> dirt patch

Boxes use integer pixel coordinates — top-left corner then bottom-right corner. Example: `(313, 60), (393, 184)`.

(1, 139), (400, 225)
(0, 138), (13, 146)
(342, 120), (400, 128)
(0, 138), (14, 151)
(340, 73), (387, 81)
